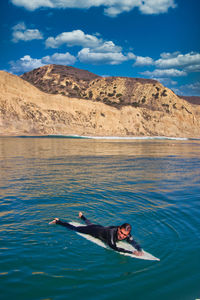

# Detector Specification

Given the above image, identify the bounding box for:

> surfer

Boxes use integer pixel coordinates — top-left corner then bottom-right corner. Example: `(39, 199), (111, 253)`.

(49, 212), (143, 256)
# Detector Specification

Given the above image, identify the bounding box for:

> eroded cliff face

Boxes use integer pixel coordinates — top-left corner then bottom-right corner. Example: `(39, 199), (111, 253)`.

(1, 68), (200, 138)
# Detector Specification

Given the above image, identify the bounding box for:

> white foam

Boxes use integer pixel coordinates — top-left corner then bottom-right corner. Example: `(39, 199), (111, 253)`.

(56, 134), (188, 141)
(85, 136), (188, 141)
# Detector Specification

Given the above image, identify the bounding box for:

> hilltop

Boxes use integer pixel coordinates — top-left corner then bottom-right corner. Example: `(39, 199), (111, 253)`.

(0, 65), (200, 137)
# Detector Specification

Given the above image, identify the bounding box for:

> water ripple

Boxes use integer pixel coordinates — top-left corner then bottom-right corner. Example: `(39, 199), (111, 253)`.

(0, 138), (200, 300)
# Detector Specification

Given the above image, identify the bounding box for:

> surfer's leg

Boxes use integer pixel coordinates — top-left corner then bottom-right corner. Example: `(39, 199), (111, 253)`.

(54, 222), (96, 234)
(81, 215), (94, 225)
(75, 224), (100, 235)
(79, 212), (94, 225)
(56, 219), (78, 231)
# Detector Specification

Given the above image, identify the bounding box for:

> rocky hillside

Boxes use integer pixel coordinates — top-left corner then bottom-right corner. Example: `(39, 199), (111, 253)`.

(21, 65), (100, 98)
(21, 65), (199, 112)
(0, 67), (200, 137)
(21, 65), (163, 109)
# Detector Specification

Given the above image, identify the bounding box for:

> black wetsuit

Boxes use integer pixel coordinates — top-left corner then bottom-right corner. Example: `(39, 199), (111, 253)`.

(56, 215), (142, 254)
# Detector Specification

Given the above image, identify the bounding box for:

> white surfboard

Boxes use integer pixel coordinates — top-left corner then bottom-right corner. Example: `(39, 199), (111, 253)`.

(69, 221), (160, 261)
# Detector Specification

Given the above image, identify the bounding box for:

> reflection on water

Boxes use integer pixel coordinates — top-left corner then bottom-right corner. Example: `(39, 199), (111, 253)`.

(0, 137), (200, 300)
(0, 138), (199, 194)
(0, 137), (200, 158)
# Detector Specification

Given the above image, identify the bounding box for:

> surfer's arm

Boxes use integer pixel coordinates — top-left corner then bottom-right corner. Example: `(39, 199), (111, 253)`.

(107, 240), (133, 254)
(126, 235), (142, 252)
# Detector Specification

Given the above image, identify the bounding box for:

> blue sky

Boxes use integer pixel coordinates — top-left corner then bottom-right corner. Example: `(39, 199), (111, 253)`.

(1, 0), (200, 95)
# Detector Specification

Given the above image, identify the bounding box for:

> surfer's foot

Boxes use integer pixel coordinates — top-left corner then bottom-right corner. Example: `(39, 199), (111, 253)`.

(49, 218), (59, 225)
(79, 212), (83, 218)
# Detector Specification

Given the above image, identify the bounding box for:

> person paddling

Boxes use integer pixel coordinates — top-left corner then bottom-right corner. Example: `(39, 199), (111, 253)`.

(49, 212), (143, 256)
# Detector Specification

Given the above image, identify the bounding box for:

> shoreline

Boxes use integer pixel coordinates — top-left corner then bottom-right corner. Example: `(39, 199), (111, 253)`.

(0, 134), (198, 141)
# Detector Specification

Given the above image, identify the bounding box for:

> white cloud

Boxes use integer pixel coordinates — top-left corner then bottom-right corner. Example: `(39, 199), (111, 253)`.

(139, 0), (176, 14)
(11, 0), (177, 17)
(127, 52), (136, 60)
(104, 6), (125, 17)
(45, 29), (124, 56)
(184, 64), (200, 73)
(42, 52), (76, 65)
(93, 41), (122, 53)
(78, 48), (133, 65)
(152, 77), (177, 86)
(135, 51), (200, 80)
(182, 81), (200, 94)
(10, 28), (135, 70)
(155, 52), (200, 69)
(45, 30), (132, 65)
(46, 30), (102, 48)
(141, 68), (187, 77)
(9, 52), (76, 74)
(9, 55), (44, 73)
(12, 22), (26, 31)
(134, 55), (154, 66)
(12, 22), (43, 43)
(160, 51), (180, 59)
(11, 0), (53, 11)
(132, 51), (200, 74)
(173, 81), (200, 96)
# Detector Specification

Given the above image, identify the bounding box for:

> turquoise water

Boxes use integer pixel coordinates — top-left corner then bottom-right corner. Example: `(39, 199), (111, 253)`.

(0, 137), (200, 300)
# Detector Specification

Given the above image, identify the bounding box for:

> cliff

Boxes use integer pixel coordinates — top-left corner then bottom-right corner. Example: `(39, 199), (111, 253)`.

(0, 66), (200, 138)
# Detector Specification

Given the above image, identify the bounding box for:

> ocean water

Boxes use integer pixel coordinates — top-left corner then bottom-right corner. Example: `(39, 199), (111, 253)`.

(0, 137), (200, 300)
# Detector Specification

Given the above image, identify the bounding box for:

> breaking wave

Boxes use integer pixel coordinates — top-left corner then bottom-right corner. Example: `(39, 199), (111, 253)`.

(50, 134), (189, 141)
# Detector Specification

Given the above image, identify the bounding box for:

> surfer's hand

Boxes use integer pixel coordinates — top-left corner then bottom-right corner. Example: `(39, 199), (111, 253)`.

(49, 218), (59, 224)
(79, 212), (83, 218)
(133, 250), (143, 256)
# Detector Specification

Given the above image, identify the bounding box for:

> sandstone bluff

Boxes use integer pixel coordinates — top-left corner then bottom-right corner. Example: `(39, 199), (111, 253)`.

(0, 64), (199, 138)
